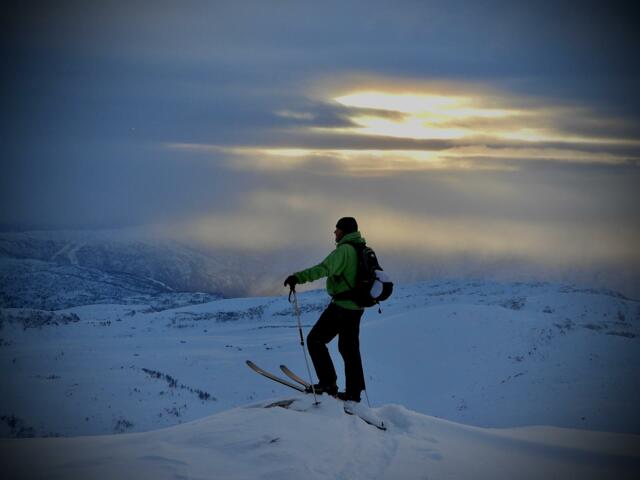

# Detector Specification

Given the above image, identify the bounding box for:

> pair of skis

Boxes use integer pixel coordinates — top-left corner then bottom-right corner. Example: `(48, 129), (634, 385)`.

(246, 360), (386, 430)
(246, 360), (309, 393)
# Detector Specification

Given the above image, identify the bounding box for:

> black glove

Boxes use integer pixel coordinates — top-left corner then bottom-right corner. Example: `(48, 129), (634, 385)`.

(284, 275), (298, 290)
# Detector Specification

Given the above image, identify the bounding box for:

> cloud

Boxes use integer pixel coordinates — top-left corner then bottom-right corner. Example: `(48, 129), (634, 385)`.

(3, 0), (639, 296)
(157, 73), (639, 281)
(167, 78), (639, 177)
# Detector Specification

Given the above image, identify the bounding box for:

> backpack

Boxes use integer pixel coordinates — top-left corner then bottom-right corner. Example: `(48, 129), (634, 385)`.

(333, 242), (393, 309)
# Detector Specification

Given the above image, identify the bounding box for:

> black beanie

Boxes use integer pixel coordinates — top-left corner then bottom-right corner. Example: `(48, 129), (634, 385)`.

(336, 217), (358, 234)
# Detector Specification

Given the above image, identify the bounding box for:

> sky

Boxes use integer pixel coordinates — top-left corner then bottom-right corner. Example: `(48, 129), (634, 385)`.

(2, 1), (639, 291)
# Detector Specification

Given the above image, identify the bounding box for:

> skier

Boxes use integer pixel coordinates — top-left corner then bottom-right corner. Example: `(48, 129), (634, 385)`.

(284, 217), (366, 402)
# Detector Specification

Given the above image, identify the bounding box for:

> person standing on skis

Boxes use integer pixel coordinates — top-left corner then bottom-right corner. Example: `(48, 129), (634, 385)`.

(284, 216), (366, 402)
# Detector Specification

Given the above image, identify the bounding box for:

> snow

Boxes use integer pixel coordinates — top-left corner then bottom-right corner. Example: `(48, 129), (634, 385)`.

(3, 396), (639, 479)
(1, 279), (640, 478)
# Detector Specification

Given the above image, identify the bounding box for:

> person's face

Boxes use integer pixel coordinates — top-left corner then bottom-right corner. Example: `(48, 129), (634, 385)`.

(334, 228), (344, 243)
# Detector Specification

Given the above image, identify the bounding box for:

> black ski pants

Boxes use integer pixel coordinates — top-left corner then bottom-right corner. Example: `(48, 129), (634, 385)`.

(307, 302), (365, 395)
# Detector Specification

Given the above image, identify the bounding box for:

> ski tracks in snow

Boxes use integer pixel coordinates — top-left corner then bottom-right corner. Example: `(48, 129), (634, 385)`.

(51, 241), (84, 266)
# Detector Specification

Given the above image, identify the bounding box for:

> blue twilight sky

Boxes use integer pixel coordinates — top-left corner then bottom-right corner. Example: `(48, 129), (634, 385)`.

(2, 1), (639, 289)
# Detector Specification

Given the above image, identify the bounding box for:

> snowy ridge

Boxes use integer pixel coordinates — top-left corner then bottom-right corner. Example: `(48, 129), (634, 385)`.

(3, 395), (639, 480)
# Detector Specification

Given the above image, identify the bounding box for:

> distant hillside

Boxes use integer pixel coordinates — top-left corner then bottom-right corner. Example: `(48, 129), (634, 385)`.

(0, 231), (271, 309)
(2, 229), (637, 312)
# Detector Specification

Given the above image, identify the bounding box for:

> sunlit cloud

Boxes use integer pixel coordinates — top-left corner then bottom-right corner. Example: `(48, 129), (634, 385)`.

(169, 142), (636, 174)
(168, 79), (639, 174)
(326, 90), (518, 140)
(332, 114), (471, 140)
(334, 91), (512, 117)
(168, 143), (516, 173)
(324, 88), (639, 146)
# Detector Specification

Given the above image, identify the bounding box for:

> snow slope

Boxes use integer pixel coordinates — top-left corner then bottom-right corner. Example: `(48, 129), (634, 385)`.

(3, 395), (639, 480)
(1, 281), (639, 438)
(1, 279), (639, 478)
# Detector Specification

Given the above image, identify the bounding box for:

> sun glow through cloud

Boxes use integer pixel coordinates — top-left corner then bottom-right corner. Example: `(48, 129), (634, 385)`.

(324, 88), (640, 146)
(168, 81), (639, 174)
(330, 89), (524, 140)
(335, 91), (516, 118)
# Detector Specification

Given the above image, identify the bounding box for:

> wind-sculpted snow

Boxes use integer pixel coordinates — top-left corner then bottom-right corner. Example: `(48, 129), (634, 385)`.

(2, 396), (639, 480)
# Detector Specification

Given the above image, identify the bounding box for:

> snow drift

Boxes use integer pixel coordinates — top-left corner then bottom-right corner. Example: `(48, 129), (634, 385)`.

(3, 395), (639, 480)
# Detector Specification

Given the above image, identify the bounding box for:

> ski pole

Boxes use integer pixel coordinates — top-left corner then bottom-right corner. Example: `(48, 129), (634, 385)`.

(360, 355), (372, 408)
(289, 289), (319, 405)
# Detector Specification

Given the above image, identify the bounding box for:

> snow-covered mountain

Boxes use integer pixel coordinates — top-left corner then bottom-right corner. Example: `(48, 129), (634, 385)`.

(0, 230), (299, 309)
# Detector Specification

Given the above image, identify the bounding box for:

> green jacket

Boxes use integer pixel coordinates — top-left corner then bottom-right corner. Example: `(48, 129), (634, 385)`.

(294, 231), (365, 311)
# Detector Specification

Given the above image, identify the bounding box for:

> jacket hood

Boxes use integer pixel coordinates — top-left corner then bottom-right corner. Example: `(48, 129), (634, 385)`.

(337, 231), (365, 246)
